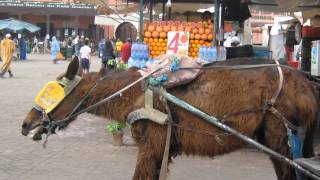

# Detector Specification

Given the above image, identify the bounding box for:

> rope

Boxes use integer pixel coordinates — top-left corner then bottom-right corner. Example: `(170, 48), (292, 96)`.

(53, 67), (163, 127)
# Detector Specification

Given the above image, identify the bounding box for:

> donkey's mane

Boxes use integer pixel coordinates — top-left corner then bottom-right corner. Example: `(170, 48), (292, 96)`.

(79, 68), (143, 119)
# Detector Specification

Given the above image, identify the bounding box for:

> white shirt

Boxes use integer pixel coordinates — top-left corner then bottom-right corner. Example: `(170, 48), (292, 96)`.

(80, 45), (91, 59)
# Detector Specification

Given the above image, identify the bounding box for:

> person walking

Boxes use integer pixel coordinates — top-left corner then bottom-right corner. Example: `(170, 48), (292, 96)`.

(121, 38), (132, 63)
(50, 36), (60, 64)
(0, 34), (15, 78)
(98, 38), (106, 58)
(19, 37), (27, 60)
(32, 36), (40, 54)
(102, 39), (116, 70)
(115, 39), (123, 60)
(79, 38), (91, 75)
(73, 35), (80, 56)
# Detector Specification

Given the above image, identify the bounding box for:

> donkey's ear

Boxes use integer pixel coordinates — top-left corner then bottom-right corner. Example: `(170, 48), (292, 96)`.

(65, 56), (79, 80)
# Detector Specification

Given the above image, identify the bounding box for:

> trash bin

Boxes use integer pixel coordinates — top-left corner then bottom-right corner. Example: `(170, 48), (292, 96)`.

(60, 47), (67, 59)
(66, 46), (73, 59)
(26, 41), (31, 54)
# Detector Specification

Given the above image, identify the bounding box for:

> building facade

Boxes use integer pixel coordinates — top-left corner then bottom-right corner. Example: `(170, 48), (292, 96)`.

(0, 0), (104, 41)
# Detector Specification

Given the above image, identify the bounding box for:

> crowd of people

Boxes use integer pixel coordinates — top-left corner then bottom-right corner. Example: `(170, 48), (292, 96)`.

(0, 32), (134, 78)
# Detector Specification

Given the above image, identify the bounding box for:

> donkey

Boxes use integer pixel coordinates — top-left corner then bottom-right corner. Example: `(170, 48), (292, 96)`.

(22, 57), (318, 180)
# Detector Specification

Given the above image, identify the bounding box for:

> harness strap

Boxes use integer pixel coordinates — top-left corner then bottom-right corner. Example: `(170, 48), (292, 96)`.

(159, 89), (173, 180)
(268, 106), (298, 131)
(268, 59), (284, 106)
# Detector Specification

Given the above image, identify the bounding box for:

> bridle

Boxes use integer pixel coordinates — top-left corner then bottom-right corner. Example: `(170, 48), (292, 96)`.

(36, 67), (164, 147)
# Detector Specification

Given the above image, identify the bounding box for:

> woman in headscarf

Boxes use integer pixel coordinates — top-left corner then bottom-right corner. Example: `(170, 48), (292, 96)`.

(19, 37), (27, 60)
(50, 36), (60, 64)
(102, 39), (116, 70)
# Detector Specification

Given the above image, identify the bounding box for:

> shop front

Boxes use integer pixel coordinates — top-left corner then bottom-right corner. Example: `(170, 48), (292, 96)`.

(0, 1), (102, 41)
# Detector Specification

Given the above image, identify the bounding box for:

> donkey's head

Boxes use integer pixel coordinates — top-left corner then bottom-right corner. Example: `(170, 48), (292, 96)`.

(21, 57), (102, 140)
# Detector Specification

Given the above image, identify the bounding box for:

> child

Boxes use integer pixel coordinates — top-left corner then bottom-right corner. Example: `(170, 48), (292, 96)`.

(79, 38), (91, 74)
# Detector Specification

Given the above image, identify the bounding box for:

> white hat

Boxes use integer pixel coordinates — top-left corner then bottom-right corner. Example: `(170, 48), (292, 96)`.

(5, 34), (11, 38)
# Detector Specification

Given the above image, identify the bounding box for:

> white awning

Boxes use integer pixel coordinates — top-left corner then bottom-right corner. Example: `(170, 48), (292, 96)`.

(94, 14), (139, 29)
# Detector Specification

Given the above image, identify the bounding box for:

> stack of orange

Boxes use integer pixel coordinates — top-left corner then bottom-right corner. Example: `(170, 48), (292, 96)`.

(143, 20), (214, 59)
(144, 38), (167, 58)
(188, 21), (214, 58)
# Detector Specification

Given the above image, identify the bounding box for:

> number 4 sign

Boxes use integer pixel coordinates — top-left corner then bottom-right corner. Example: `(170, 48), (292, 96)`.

(167, 31), (190, 56)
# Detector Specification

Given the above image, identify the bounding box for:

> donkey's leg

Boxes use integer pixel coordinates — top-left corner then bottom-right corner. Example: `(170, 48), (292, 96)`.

(131, 121), (167, 180)
(263, 114), (296, 180)
(132, 147), (162, 180)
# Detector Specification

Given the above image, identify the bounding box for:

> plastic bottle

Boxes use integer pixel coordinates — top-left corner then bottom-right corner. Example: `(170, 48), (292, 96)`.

(204, 47), (209, 62)
(198, 47), (203, 61)
(217, 46), (226, 61)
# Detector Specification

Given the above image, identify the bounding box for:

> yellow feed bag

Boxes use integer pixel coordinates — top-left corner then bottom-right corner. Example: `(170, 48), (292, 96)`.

(34, 81), (65, 113)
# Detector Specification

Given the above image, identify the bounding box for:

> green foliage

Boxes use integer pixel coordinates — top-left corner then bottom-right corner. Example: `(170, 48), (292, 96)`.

(105, 121), (123, 134)
(116, 63), (128, 71)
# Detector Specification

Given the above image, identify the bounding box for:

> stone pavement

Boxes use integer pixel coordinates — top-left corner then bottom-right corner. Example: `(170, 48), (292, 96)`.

(0, 54), (277, 180)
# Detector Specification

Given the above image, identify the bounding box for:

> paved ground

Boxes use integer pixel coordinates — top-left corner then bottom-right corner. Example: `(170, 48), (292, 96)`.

(0, 54), (281, 180)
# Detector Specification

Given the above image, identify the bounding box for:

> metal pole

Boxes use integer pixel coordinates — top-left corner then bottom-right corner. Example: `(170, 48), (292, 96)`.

(213, 0), (219, 46)
(162, 0), (165, 21)
(149, 0), (154, 22)
(139, 0), (144, 42)
(159, 90), (320, 180)
(168, 7), (172, 20)
(219, 2), (225, 46)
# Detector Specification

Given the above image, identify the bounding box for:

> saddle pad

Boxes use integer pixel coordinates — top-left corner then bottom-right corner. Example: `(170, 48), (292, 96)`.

(139, 54), (202, 88)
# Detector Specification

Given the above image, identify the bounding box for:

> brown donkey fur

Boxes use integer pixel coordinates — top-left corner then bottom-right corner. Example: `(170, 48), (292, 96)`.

(22, 58), (318, 180)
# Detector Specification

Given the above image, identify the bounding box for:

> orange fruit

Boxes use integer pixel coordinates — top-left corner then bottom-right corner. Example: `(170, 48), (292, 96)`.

(153, 46), (158, 51)
(152, 31), (159, 38)
(149, 38), (153, 43)
(144, 31), (151, 38)
(154, 38), (158, 43)
(199, 28), (204, 34)
(190, 33), (195, 39)
(194, 40), (199, 44)
(195, 34), (201, 40)
(156, 26), (163, 32)
(159, 38), (163, 43)
(192, 29), (198, 34)
(180, 34), (188, 43)
(148, 25), (155, 32)
(201, 34), (208, 40)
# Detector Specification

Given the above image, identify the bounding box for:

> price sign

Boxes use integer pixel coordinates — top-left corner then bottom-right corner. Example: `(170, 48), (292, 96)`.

(167, 31), (189, 56)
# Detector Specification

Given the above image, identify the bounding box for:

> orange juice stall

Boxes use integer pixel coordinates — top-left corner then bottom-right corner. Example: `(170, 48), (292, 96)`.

(131, 0), (251, 62)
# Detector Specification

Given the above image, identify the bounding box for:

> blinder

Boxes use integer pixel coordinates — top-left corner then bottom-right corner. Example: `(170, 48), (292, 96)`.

(34, 76), (82, 114)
